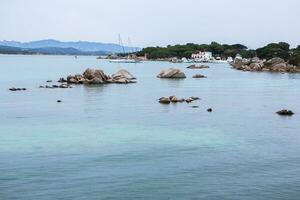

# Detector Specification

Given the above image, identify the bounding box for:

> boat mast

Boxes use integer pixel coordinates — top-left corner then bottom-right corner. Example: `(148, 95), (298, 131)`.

(118, 34), (126, 55)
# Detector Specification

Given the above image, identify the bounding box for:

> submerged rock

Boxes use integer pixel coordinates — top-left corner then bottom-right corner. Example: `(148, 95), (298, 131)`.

(190, 97), (200, 101)
(276, 109), (294, 116)
(193, 74), (207, 78)
(42, 84), (72, 89)
(169, 96), (185, 103)
(187, 65), (209, 69)
(207, 108), (213, 112)
(159, 96), (199, 104)
(9, 87), (26, 91)
(157, 68), (186, 79)
(159, 97), (171, 104)
(58, 77), (67, 83)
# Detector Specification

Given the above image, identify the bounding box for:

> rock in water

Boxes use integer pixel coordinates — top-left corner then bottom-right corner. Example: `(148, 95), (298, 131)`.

(9, 87), (17, 91)
(276, 109), (294, 116)
(157, 68), (186, 78)
(65, 68), (136, 85)
(83, 68), (109, 83)
(187, 65), (210, 69)
(58, 77), (67, 83)
(159, 97), (171, 104)
(193, 74), (207, 78)
(112, 69), (136, 80)
(232, 57), (243, 69)
(9, 87), (26, 91)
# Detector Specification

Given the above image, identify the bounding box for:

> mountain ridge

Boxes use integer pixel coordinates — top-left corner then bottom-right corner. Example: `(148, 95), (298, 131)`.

(0, 45), (110, 55)
(0, 39), (140, 53)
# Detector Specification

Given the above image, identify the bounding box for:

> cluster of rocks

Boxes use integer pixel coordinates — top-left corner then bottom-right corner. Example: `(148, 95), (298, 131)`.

(187, 65), (210, 69)
(157, 68), (209, 79)
(232, 57), (300, 73)
(157, 68), (186, 79)
(276, 109), (294, 116)
(192, 74), (207, 78)
(159, 96), (200, 104)
(9, 87), (26, 91)
(64, 68), (136, 84)
(39, 83), (72, 89)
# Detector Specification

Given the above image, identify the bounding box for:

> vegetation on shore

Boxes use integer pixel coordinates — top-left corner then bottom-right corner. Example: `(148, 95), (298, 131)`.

(137, 42), (300, 66)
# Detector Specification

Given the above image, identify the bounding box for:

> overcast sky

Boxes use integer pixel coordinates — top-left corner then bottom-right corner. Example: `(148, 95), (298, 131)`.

(0, 0), (299, 48)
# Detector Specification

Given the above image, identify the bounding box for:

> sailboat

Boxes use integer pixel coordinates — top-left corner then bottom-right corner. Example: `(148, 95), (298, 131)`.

(109, 35), (141, 63)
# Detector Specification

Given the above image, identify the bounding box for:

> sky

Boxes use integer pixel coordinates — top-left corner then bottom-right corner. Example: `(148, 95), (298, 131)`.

(0, 0), (299, 48)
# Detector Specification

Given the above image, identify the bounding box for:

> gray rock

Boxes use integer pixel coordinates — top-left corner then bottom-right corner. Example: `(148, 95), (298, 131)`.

(9, 87), (26, 91)
(159, 97), (171, 104)
(112, 69), (136, 80)
(157, 68), (186, 78)
(207, 108), (213, 112)
(249, 63), (262, 71)
(232, 57), (243, 68)
(187, 65), (209, 69)
(193, 74), (207, 78)
(266, 57), (285, 66)
(276, 109), (294, 116)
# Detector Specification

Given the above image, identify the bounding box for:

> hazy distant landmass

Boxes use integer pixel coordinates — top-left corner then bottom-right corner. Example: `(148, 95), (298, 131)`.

(0, 39), (141, 55)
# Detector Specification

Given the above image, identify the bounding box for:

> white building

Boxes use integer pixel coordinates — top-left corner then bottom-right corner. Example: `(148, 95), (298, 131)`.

(191, 51), (213, 62)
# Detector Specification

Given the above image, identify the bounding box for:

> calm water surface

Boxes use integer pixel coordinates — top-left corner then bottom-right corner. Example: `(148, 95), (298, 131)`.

(0, 55), (300, 199)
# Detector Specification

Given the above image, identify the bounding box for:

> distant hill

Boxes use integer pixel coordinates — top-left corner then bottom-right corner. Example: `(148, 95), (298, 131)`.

(0, 45), (109, 55)
(0, 39), (140, 53)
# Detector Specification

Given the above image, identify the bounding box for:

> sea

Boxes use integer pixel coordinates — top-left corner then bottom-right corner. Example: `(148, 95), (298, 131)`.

(0, 55), (300, 200)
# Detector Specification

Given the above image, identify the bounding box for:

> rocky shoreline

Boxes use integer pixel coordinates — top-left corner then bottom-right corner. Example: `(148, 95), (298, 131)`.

(232, 57), (300, 73)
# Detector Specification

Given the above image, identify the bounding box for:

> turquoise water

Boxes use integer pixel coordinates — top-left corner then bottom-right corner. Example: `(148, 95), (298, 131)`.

(0, 55), (300, 200)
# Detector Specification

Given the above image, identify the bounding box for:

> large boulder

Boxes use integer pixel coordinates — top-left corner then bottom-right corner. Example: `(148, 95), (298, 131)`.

(232, 57), (243, 69)
(265, 57), (285, 67)
(112, 69), (136, 80)
(271, 63), (288, 72)
(157, 68), (186, 78)
(251, 57), (262, 63)
(159, 97), (171, 104)
(249, 63), (262, 71)
(83, 68), (109, 82)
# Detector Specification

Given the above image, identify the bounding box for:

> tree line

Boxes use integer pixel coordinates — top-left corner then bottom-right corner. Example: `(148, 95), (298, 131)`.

(136, 42), (300, 66)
